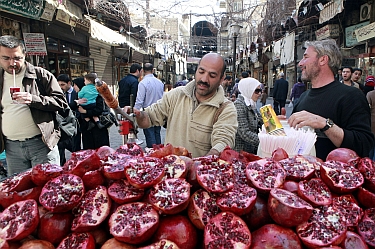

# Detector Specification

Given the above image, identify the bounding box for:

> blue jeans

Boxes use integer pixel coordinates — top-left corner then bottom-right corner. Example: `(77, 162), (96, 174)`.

(5, 136), (59, 176)
(143, 126), (162, 148)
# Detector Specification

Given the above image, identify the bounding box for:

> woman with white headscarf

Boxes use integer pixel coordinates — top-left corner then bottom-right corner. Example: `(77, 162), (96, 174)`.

(233, 77), (263, 154)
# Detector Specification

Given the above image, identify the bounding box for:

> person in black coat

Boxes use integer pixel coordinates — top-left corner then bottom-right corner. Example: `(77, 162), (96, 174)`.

(118, 63), (142, 108)
(273, 72), (289, 115)
(57, 74), (81, 165)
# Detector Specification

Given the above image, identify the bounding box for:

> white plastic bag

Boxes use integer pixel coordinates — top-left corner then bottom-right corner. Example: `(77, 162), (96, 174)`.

(288, 101), (293, 108)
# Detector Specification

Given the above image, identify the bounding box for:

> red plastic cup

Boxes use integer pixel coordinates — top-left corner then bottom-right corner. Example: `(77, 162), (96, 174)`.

(10, 86), (20, 100)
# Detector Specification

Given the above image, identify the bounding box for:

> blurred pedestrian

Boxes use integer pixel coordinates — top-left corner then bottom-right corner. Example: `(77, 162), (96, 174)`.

(273, 72), (289, 115)
(118, 63), (142, 108)
(290, 77), (306, 105)
(260, 86), (268, 106)
(364, 75), (375, 96)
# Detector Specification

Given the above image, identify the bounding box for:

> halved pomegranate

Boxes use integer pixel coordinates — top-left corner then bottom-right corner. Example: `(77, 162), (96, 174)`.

(124, 157), (165, 189)
(279, 155), (316, 181)
(102, 154), (131, 180)
(297, 205), (347, 248)
(246, 158), (286, 193)
(71, 186), (111, 232)
(357, 157), (375, 193)
(356, 187), (375, 209)
(139, 239), (180, 249)
(283, 180), (300, 193)
(31, 163), (63, 186)
(341, 231), (369, 249)
(95, 145), (116, 160)
(116, 143), (144, 157)
(149, 178), (190, 215)
(332, 195), (363, 228)
(81, 169), (105, 190)
(204, 212), (251, 249)
(107, 179), (144, 204)
(0, 186), (42, 209)
(63, 149), (101, 177)
(357, 208), (375, 248)
(216, 184), (257, 216)
(39, 174), (85, 213)
(272, 147), (289, 161)
(232, 160), (249, 186)
(100, 238), (136, 249)
(0, 169), (34, 193)
(108, 202), (159, 245)
(187, 189), (220, 230)
(250, 224), (302, 249)
(219, 146), (240, 163)
(320, 161), (364, 194)
(297, 178), (333, 207)
(268, 188), (313, 227)
(0, 199), (39, 241)
(56, 232), (95, 249)
(161, 155), (187, 179)
(195, 155), (234, 193)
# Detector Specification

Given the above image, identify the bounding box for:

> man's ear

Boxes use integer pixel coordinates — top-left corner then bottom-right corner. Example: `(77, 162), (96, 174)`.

(319, 54), (329, 66)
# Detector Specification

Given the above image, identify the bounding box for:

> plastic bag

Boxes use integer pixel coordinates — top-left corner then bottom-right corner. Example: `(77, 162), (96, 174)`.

(288, 101), (293, 108)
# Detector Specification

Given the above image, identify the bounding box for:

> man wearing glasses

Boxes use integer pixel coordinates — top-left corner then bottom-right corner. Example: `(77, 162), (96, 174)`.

(0, 35), (68, 176)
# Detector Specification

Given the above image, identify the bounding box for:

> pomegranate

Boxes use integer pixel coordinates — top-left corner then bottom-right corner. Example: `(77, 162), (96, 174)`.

(268, 188), (313, 227)
(0, 238), (8, 249)
(96, 145), (116, 160)
(100, 238), (136, 249)
(37, 211), (74, 245)
(232, 160), (250, 186)
(250, 224), (302, 249)
(149, 178), (190, 215)
(326, 148), (360, 165)
(152, 215), (198, 249)
(88, 227), (110, 246)
(240, 150), (262, 162)
(0, 186), (42, 209)
(357, 187), (375, 209)
(357, 157), (375, 192)
(297, 205), (347, 248)
(0, 199), (39, 241)
(245, 158), (287, 194)
(0, 169), (34, 193)
(187, 189), (220, 230)
(124, 157), (165, 189)
(161, 155), (187, 179)
(195, 155), (234, 193)
(216, 184), (257, 216)
(39, 174), (85, 213)
(19, 240), (55, 249)
(102, 154), (131, 180)
(332, 195), (363, 228)
(279, 155), (316, 181)
(341, 231), (369, 249)
(219, 146), (241, 163)
(81, 169), (105, 190)
(186, 160), (201, 191)
(71, 186), (111, 232)
(272, 147), (289, 161)
(297, 178), (333, 206)
(108, 202), (159, 245)
(31, 163), (63, 186)
(320, 161), (364, 194)
(116, 143), (144, 157)
(107, 179), (144, 204)
(241, 196), (273, 231)
(63, 149), (101, 177)
(146, 143), (174, 158)
(357, 208), (375, 248)
(283, 180), (299, 193)
(56, 232), (95, 249)
(139, 239), (180, 249)
(204, 211), (251, 249)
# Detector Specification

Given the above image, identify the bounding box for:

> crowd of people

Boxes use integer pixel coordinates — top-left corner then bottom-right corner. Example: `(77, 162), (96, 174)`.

(0, 34), (375, 177)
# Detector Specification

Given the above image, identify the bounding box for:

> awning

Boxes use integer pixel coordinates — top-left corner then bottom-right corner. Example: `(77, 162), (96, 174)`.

(86, 16), (139, 50)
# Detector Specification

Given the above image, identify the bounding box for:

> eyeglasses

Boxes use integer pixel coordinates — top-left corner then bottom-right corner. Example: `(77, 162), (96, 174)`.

(1, 56), (24, 62)
(254, 89), (262, 94)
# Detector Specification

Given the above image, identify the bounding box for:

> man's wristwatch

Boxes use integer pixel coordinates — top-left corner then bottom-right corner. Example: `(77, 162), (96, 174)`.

(320, 118), (334, 132)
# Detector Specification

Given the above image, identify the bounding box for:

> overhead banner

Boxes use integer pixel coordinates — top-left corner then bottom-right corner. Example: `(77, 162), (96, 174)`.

(319, 0), (344, 24)
(23, 33), (47, 56)
(346, 21), (370, 47)
(355, 22), (375, 43)
(0, 0), (44, 20)
(315, 24), (340, 40)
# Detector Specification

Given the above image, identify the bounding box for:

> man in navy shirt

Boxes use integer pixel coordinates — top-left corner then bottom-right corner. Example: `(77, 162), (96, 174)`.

(118, 63), (142, 108)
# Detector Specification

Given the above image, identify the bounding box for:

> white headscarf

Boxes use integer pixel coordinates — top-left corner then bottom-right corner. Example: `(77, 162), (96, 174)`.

(238, 77), (261, 107)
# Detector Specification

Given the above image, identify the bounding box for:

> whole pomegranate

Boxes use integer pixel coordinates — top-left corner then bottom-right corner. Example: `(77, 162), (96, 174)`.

(31, 163), (63, 186)
(268, 188), (313, 227)
(204, 211), (251, 249)
(63, 149), (101, 177)
(100, 238), (136, 249)
(37, 211), (74, 245)
(82, 169), (105, 190)
(326, 148), (359, 165)
(96, 145), (116, 160)
(19, 240), (55, 249)
(241, 196), (273, 231)
(341, 231), (369, 249)
(356, 187), (375, 209)
(152, 215), (198, 249)
(272, 147), (289, 161)
(250, 224), (302, 249)
(108, 202), (159, 245)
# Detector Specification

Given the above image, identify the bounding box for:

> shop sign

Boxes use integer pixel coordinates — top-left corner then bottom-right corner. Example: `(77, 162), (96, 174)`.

(315, 24), (340, 40)
(76, 19), (90, 30)
(23, 33), (47, 56)
(56, 9), (77, 27)
(40, 1), (56, 22)
(355, 22), (375, 43)
(319, 0), (344, 24)
(0, 0), (44, 20)
(345, 21), (370, 47)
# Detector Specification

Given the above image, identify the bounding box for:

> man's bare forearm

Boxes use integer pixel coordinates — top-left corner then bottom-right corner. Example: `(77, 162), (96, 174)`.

(135, 111), (151, 128)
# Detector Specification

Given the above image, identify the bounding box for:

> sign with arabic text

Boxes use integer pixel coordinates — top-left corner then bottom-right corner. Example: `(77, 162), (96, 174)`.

(0, 0), (44, 20)
(315, 24), (340, 40)
(23, 33), (47, 56)
(355, 22), (375, 43)
(345, 22), (370, 47)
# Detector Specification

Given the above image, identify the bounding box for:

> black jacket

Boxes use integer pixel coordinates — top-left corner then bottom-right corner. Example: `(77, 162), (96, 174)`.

(273, 78), (289, 100)
(118, 74), (139, 108)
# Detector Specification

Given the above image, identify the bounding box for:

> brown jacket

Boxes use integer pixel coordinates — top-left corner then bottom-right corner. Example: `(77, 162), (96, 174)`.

(0, 62), (68, 152)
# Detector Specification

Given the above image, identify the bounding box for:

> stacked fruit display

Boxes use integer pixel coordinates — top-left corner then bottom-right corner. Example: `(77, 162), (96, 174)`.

(0, 143), (374, 249)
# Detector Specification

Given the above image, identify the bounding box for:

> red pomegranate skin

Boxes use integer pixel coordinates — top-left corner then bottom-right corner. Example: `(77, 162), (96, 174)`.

(37, 211), (74, 245)
(326, 148), (359, 165)
(152, 215), (198, 249)
(242, 196), (273, 231)
(250, 224), (302, 249)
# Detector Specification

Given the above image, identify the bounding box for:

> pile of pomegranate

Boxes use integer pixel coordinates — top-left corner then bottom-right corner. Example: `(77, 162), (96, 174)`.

(0, 143), (374, 249)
